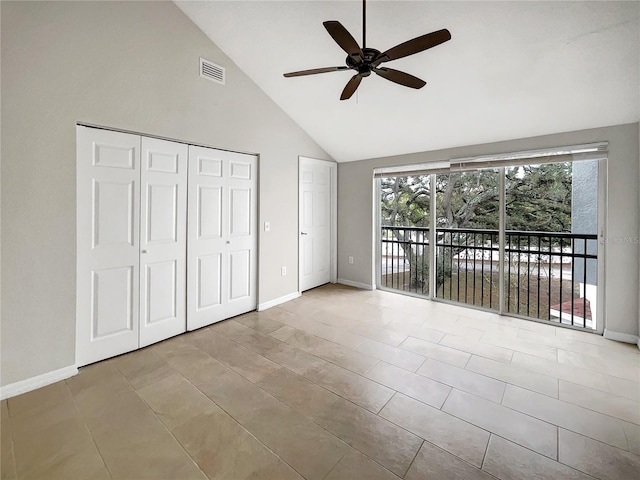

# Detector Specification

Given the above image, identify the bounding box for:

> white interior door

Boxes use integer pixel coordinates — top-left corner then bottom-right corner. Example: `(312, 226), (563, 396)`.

(139, 137), (188, 347)
(299, 157), (333, 291)
(76, 126), (141, 366)
(187, 146), (257, 330)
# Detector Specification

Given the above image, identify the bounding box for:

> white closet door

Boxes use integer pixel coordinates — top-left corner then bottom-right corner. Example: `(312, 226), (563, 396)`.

(299, 157), (332, 292)
(76, 126), (141, 366)
(139, 137), (188, 347)
(187, 146), (257, 330)
(226, 153), (258, 318)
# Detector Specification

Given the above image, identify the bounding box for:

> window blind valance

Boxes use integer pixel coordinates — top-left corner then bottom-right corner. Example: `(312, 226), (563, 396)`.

(373, 142), (608, 178)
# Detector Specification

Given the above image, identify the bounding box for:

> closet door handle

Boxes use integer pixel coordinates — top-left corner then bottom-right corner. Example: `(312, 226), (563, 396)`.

(141, 250), (148, 254)
(301, 232), (308, 236)
(226, 241), (231, 244)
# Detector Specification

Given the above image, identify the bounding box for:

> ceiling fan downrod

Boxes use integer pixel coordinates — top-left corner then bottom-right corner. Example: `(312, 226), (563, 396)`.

(362, 0), (366, 49)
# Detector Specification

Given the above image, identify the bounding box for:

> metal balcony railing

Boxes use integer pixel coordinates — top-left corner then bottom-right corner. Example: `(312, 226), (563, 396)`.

(380, 226), (598, 329)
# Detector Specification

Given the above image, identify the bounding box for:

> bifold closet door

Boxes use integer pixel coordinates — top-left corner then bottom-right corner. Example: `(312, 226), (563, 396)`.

(77, 127), (142, 366)
(77, 127), (188, 366)
(187, 146), (257, 330)
(139, 137), (188, 347)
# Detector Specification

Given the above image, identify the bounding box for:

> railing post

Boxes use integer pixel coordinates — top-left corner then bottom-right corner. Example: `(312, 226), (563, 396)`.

(498, 167), (506, 315)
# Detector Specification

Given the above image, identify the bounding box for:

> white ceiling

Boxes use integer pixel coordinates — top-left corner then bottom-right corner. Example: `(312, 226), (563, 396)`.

(176, 1), (640, 162)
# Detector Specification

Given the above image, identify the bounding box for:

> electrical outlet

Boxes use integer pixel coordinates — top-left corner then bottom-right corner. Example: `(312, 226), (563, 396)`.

(264, 221), (270, 232)
(281, 266), (287, 276)
(348, 256), (354, 264)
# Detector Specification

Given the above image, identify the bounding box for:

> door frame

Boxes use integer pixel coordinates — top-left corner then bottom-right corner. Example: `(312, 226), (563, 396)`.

(298, 156), (338, 291)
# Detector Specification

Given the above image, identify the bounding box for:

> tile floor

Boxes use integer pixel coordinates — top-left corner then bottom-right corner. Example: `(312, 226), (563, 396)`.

(2, 284), (639, 480)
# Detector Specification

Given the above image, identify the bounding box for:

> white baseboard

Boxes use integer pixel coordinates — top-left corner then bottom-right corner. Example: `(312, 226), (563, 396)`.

(257, 291), (301, 311)
(0, 364), (78, 400)
(337, 278), (374, 290)
(603, 329), (639, 345)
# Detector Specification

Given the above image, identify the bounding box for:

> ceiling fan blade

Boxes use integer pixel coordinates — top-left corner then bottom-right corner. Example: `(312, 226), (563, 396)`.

(375, 29), (451, 64)
(284, 66), (350, 77)
(340, 74), (363, 100)
(373, 67), (426, 89)
(323, 21), (364, 60)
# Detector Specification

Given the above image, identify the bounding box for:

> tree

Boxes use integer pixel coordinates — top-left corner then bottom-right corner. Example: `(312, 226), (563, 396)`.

(380, 163), (573, 292)
(382, 164), (572, 231)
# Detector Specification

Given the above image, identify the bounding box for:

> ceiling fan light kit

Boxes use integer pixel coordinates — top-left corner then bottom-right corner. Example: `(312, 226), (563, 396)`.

(284, 0), (451, 100)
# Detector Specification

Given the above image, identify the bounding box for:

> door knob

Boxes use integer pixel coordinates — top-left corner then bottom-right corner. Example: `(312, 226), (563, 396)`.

(141, 250), (148, 254)
(226, 241), (231, 244)
(301, 232), (308, 235)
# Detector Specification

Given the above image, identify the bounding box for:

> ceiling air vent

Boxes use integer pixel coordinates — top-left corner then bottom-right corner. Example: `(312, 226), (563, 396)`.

(200, 57), (225, 85)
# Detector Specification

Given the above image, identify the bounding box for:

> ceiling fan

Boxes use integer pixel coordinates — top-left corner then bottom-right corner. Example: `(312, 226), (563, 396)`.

(283, 0), (451, 100)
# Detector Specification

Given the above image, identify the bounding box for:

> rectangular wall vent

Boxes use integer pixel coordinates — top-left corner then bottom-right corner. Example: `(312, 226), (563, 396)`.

(200, 57), (225, 85)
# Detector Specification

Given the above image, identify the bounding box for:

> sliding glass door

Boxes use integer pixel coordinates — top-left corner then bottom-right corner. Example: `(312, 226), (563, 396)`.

(503, 160), (599, 329)
(380, 175), (431, 296)
(377, 148), (604, 331)
(434, 169), (500, 310)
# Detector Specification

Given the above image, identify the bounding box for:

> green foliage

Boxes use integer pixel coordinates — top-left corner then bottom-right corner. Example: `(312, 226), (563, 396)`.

(381, 163), (573, 291)
(505, 163), (572, 232)
(380, 175), (430, 227)
(381, 163), (572, 232)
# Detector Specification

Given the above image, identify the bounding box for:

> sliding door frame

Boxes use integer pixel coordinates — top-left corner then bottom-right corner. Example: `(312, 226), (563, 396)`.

(376, 147), (607, 333)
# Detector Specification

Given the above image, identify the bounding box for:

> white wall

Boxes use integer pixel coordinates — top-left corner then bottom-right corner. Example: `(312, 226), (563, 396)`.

(0, 1), (332, 387)
(338, 123), (640, 340)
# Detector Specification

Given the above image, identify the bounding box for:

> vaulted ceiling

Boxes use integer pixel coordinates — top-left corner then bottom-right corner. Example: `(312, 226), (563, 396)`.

(176, 1), (639, 162)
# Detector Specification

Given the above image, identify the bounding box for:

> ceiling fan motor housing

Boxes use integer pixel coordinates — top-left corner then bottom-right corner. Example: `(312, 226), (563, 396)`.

(347, 48), (381, 75)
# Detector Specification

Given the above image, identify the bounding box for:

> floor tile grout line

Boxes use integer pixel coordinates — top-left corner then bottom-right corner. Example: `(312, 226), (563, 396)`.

(267, 322), (384, 369)
(556, 380), (640, 424)
(438, 388), (565, 462)
(63, 377), (116, 480)
(319, 453), (344, 480)
(501, 386), (634, 452)
(464, 354), (561, 396)
(182, 337), (408, 477)
(375, 391), (398, 416)
(286, 308), (409, 348)
(413, 355), (428, 373)
(145, 363), (314, 480)
(210, 326), (401, 411)
(481, 433), (600, 480)
(201, 329), (402, 417)
(271, 319), (428, 373)
(412, 356), (512, 403)
(216, 319), (458, 414)
(220, 317), (431, 391)
(2, 402), (19, 480)
(361, 359), (381, 376)
(123, 374), (211, 480)
(401, 439), (424, 478)
(553, 429), (618, 480)
(480, 433), (492, 471)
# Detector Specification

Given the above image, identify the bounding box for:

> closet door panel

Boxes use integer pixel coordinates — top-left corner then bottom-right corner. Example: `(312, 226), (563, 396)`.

(139, 137), (188, 347)
(76, 126), (141, 366)
(226, 155), (257, 318)
(187, 146), (229, 329)
(187, 146), (257, 329)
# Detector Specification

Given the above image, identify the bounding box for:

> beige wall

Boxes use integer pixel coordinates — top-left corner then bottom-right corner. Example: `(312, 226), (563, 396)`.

(338, 123), (640, 339)
(0, 1), (332, 386)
